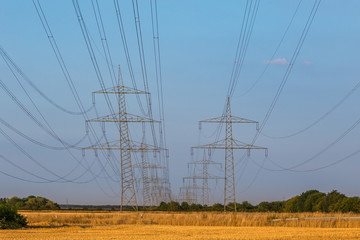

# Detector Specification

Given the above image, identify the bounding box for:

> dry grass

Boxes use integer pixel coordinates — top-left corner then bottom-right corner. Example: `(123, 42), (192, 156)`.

(1, 211), (359, 239)
(1, 225), (360, 240)
(19, 210), (360, 228)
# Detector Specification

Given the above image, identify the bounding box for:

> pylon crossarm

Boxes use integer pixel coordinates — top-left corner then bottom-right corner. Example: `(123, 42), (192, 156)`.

(83, 140), (167, 152)
(200, 115), (258, 124)
(86, 113), (160, 123)
(188, 160), (221, 165)
(93, 85), (149, 95)
(232, 139), (267, 150)
(192, 139), (226, 149)
(183, 175), (223, 180)
(131, 141), (168, 152)
(192, 138), (267, 150)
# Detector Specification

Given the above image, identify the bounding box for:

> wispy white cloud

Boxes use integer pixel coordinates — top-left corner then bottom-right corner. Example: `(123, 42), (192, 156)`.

(264, 58), (289, 65)
(303, 60), (313, 65)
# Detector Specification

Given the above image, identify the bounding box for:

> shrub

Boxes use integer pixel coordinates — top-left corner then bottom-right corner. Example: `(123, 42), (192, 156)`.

(0, 203), (27, 229)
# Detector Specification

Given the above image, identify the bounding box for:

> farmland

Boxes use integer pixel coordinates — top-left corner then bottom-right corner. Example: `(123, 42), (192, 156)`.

(1, 211), (360, 239)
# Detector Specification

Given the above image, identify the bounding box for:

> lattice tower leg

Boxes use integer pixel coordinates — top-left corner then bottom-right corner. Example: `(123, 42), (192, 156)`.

(119, 87), (138, 211)
(141, 150), (152, 207)
(203, 160), (210, 206)
(224, 98), (236, 212)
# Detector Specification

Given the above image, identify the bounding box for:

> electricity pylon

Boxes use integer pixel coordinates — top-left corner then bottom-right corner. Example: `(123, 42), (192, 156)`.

(177, 183), (201, 204)
(192, 96), (267, 212)
(83, 69), (165, 211)
(131, 123), (168, 208)
(184, 149), (222, 206)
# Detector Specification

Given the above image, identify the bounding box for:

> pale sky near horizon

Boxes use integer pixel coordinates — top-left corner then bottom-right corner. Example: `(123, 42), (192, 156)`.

(0, 0), (360, 205)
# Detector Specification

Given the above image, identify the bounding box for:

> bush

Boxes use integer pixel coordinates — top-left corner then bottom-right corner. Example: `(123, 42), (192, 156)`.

(0, 203), (27, 229)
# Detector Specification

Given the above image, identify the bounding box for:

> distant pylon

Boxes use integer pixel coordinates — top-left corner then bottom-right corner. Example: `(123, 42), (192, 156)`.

(184, 149), (222, 206)
(140, 123), (151, 208)
(192, 96), (268, 211)
(177, 183), (201, 204)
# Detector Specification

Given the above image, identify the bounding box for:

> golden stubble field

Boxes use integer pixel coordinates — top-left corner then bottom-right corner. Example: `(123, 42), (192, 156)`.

(1, 211), (360, 239)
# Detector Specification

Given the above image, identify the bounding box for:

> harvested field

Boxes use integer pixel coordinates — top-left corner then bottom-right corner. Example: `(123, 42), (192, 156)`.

(1, 211), (360, 239)
(2, 225), (360, 240)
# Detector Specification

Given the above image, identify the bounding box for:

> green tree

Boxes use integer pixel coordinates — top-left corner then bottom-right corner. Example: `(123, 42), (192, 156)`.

(189, 203), (202, 211)
(181, 202), (189, 211)
(270, 201), (285, 212)
(157, 201), (169, 211)
(335, 197), (360, 213)
(303, 192), (325, 212)
(211, 203), (223, 211)
(313, 190), (346, 212)
(168, 201), (181, 211)
(284, 196), (300, 213)
(237, 201), (255, 212)
(257, 201), (271, 212)
(297, 190), (320, 212)
(6, 197), (23, 209)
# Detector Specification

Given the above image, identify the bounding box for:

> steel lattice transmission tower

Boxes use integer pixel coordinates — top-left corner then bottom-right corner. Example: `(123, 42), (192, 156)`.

(184, 149), (222, 206)
(132, 123), (168, 208)
(83, 70), (165, 211)
(192, 96), (267, 211)
(176, 183), (202, 204)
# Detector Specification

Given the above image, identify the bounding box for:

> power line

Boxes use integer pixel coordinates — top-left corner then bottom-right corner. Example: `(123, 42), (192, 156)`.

(0, 117), (89, 150)
(262, 76), (360, 139)
(33, 0), (123, 184)
(150, 0), (171, 200)
(131, 0), (158, 146)
(114, 0), (148, 116)
(227, 0), (261, 99)
(263, 113), (360, 172)
(239, 0), (303, 97)
(71, 0), (136, 184)
(32, 0), (94, 116)
(72, 0), (118, 124)
(204, 0), (262, 163)
(90, 0), (117, 88)
(0, 46), (94, 115)
(235, 0), (322, 191)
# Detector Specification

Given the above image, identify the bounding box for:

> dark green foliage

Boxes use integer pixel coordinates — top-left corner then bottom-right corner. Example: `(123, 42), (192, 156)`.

(154, 190), (359, 213)
(256, 201), (285, 212)
(189, 203), (203, 211)
(180, 202), (189, 211)
(168, 201), (181, 211)
(303, 192), (326, 212)
(284, 196), (299, 212)
(5, 196), (60, 210)
(269, 201), (285, 212)
(0, 203), (27, 229)
(297, 190), (321, 212)
(237, 201), (255, 212)
(313, 190), (346, 212)
(157, 201), (169, 211)
(211, 203), (224, 211)
(334, 197), (360, 213)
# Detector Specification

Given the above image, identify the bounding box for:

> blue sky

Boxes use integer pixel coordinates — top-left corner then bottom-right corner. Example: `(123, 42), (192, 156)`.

(0, 0), (360, 205)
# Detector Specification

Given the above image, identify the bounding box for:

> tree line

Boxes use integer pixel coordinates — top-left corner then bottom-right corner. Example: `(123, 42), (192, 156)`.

(149, 190), (360, 213)
(1, 196), (60, 210)
(1, 190), (359, 213)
